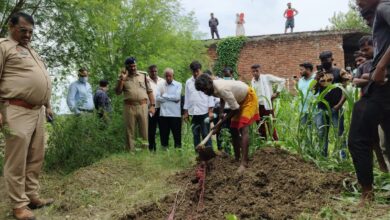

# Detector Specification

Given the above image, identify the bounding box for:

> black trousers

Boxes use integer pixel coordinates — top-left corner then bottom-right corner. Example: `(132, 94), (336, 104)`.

(159, 116), (182, 148)
(148, 108), (160, 151)
(191, 114), (212, 148)
(210, 28), (220, 39)
(348, 83), (390, 187)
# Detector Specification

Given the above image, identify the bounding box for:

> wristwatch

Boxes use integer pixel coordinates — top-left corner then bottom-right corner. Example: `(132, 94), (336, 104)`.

(150, 104), (155, 107)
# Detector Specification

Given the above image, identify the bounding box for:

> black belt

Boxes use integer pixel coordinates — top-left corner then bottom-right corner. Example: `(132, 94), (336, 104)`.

(78, 108), (93, 113)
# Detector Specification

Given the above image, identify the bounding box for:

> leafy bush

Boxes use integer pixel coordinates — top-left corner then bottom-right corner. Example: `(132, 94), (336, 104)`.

(45, 112), (126, 174)
(213, 36), (247, 77)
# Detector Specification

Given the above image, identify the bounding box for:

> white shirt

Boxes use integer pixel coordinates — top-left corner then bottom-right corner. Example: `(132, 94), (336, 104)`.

(156, 80), (182, 117)
(213, 80), (248, 110)
(215, 78), (236, 109)
(184, 76), (215, 115)
(147, 76), (165, 108)
(251, 74), (285, 110)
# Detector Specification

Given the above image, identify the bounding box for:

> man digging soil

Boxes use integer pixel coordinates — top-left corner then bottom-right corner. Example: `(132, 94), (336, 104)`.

(195, 74), (260, 173)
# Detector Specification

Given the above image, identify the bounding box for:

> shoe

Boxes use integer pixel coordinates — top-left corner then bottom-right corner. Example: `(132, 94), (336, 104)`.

(13, 206), (36, 220)
(28, 198), (54, 209)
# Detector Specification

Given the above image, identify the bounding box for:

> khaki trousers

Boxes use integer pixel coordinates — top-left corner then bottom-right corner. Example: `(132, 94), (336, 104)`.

(124, 104), (148, 150)
(0, 103), (45, 209)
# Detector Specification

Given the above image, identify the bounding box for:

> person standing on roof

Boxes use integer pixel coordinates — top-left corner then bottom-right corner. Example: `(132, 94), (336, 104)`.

(284, 2), (298, 34)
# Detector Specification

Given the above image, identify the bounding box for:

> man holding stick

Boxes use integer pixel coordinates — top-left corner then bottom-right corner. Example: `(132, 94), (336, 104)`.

(195, 74), (260, 173)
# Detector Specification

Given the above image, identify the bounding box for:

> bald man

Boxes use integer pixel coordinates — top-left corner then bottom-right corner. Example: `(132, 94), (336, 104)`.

(156, 68), (182, 149)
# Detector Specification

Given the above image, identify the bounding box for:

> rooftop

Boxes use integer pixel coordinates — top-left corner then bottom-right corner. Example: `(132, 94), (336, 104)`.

(205, 30), (368, 48)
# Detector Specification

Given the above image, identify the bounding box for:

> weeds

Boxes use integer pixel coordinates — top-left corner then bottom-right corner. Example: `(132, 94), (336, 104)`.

(45, 112), (126, 173)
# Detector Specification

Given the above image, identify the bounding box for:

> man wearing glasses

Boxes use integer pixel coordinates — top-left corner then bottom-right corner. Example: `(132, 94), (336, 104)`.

(0, 12), (53, 220)
(314, 51), (347, 158)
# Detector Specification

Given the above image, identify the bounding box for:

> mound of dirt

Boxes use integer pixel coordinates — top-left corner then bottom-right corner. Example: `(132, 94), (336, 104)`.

(124, 147), (347, 220)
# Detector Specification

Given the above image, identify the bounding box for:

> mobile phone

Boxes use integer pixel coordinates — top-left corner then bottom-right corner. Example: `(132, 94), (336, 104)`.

(47, 115), (54, 123)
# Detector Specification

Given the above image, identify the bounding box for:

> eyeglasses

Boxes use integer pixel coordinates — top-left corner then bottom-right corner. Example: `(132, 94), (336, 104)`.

(16, 26), (34, 35)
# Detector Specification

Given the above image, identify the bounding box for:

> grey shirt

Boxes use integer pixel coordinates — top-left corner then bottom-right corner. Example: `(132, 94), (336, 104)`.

(372, 0), (390, 74)
(209, 18), (219, 28)
(356, 60), (373, 95)
(355, 60), (373, 79)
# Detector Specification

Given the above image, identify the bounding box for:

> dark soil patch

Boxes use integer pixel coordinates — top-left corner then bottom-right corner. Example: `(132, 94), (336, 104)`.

(123, 147), (347, 220)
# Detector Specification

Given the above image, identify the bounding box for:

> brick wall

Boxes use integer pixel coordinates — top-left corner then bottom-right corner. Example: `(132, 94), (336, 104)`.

(207, 31), (346, 92)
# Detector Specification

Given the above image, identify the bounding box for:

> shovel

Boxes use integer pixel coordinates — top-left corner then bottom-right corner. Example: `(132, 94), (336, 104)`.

(195, 120), (222, 161)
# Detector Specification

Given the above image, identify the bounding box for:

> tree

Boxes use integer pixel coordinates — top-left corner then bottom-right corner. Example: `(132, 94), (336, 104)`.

(0, 0), (208, 110)
(328, 0), (370, 32)
(0, 0), (52, 37)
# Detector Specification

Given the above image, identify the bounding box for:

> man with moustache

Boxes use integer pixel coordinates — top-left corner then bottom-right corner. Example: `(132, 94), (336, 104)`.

(0, 12), (54, 220)
(115, 57), (156, 151)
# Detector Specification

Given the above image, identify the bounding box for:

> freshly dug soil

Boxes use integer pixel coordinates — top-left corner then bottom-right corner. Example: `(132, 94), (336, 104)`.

(125, 147), (346, 220)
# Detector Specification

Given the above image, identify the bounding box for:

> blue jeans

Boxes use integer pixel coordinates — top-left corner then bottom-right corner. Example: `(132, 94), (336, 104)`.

(315, 109), (346, 157)
(191, 114), (212, 149)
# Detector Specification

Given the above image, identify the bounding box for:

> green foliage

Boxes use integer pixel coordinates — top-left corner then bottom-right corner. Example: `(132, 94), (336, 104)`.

(225, 214), (239, 220)
(213, 36), (246, 77)
(273, 82), (356, 167)
(34, 0), (207, 84)
(328, 0), (370, 32)
(0, 0), (48, 37)
(45, 112), (126, 173)
(0, 149), (3, 176)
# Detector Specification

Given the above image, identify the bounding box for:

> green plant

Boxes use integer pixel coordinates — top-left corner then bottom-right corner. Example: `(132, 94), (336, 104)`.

(45, 112), (126, 173)
(213, 36), (246, 77)
(274, 81), (357, 166)
(328, 0), (370, 32)
(225, 214), (239, 220)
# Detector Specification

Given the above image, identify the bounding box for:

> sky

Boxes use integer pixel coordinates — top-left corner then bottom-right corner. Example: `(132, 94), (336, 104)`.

(180, 0), (351, 38)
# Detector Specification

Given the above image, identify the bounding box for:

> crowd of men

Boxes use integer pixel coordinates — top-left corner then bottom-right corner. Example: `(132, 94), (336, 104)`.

(0, 0), (389, 218)
(295, 0), (390, 206)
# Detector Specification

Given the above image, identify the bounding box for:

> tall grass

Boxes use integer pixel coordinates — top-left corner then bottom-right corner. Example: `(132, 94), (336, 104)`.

(45, 112), (126, 173)
(274, 82), (356, 167)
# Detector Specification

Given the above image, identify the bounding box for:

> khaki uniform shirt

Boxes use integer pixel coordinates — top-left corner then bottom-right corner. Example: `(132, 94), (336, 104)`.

(122, 71), (153, 102)
(0, 37), (51, 106)
(213, 79), (248, 110)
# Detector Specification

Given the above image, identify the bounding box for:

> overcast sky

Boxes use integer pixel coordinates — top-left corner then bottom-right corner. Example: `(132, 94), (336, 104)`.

(180, 0), (351, 38)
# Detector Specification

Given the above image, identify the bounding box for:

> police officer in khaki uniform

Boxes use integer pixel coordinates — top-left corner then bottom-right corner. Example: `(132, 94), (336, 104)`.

(115, 57), (156, 150)
(0, 12), (54, 220)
